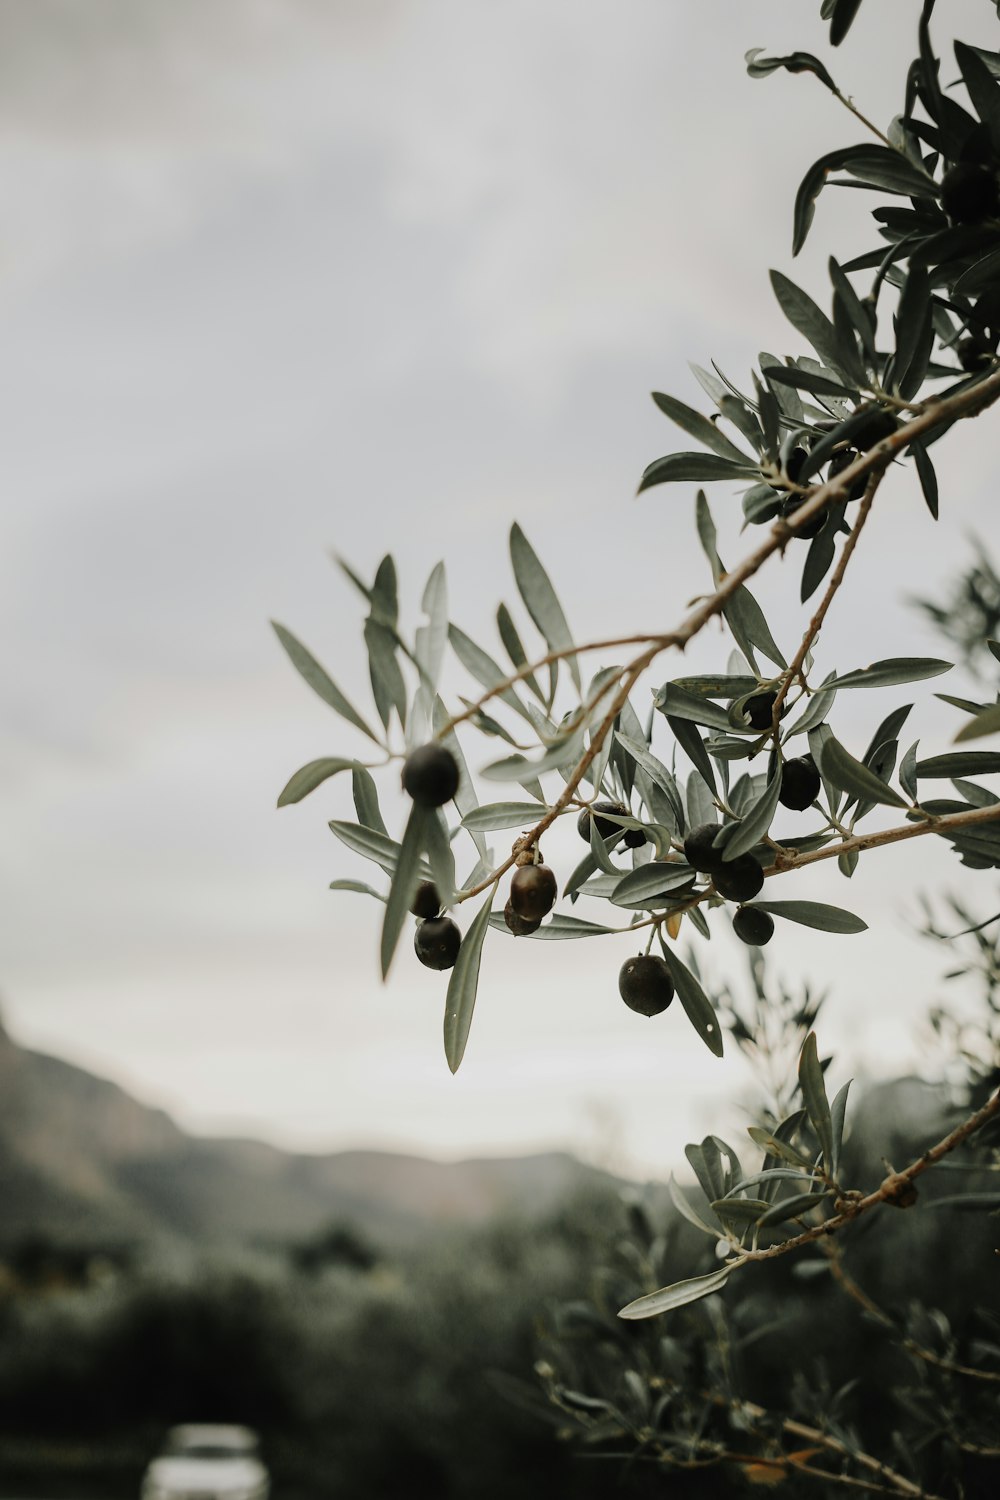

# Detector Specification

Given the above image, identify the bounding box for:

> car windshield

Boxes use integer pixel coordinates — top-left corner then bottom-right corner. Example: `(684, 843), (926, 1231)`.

(163, 1431), (258, 1460)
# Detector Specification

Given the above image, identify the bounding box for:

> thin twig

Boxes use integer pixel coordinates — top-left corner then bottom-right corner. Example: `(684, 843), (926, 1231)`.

(438, 632), (674, 738)
(824, 1241), (1000, 1384)
(449, 370), (1000, 904)
(702, 1389), (937, 1498)
(731, 1086), (1000, 1265)
(771, 471), (881, 731)
(832, 88), (899, 154)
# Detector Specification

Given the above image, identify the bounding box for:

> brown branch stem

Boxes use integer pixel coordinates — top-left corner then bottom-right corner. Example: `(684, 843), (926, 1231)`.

(449, 368), (1000, 906)
(824, 1241), (1000, 1384)
(700, 1390), (938, 1498)
(770, 471), (881, 731)
(731, 1086), (1000, 1266)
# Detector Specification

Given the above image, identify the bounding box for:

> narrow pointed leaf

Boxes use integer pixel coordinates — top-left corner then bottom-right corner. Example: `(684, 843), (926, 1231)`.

(509, 524), (579, 691)
(272, 622), (380, 743)
(638, 452), (758, 491)
(618, 1265), (733, 1321)
(488, 911), (616, 940)
(660, 946), (725, 1057)
(352, 766), (388, 836)
(380, 803), (431, 979)
(821, 734), (907, 807)
(461, 801), (550, 832)
(277, 757), (359, 807)
(668, 1175), (722, 1236)
(757, 1189), (832, 1227)
(444, 887), (496, 1073)
(720, 771), (782, 860)
(747, 901), (867, 934)
(917, 751), (1000, 777)
(651, 392), (752, 462)
(825, 658), (951, 691)
(799, 1032), (834, 1171)
(955, 705), (1000, 742)
(328, 879), (385, 902)
(770, 270), (851, 377)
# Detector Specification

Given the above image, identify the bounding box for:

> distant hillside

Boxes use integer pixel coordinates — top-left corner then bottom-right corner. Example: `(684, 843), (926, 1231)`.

(0, 1015), (619, 1250)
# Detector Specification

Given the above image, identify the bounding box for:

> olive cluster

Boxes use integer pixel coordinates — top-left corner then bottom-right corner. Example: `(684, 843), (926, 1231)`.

(780, 412), (896, 537)
(402, 745), (464, 970)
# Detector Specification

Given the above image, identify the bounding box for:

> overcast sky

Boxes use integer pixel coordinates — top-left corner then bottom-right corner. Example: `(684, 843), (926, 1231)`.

(2, 0), (998, 1180)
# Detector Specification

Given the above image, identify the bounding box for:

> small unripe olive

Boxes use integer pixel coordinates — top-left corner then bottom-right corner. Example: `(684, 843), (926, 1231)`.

(401, 743), (460, 808)
(414, 916), (462, 970)
(509, 863), (557, 922)
(683, 822), (724, 873)
(410, 880), (441, 919)
(958, 336), (994, 372)
(940, 161), (1000, 226)
(732, 906), (774, 947)
(785, 446), (808, 484)
(713, 855), (764, 903)
(618, 954), (674, 1016)
(781, 496), (827, 540)
(503, 899), (541, 937)
(851, 406), (898, 451)
(827, 447), (867, 502)
(779, 756), (821, 812)
(745, 690), (779, 731)
(577, 800), (628, 844)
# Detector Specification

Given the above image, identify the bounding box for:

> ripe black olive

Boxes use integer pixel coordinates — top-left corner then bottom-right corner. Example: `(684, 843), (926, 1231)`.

(618, 954), (675, 1016)
(713, 855), (765, 903)
(779, 756), (821, 811)
(509, 864), (557, 922)
(414, 916), (462, 970)
(401, 743), (460, 808)
(410, 880), (441, 919)
(732, 906), (775, 947)
(683, 822), (724, 873)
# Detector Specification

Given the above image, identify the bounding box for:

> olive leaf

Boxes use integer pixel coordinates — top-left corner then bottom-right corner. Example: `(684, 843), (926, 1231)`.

(380, 803), (432, 979)
(277, 757), (360, 808)
(272, 622), (380, 744)
(659, 945), (725, 1058)
(798, 1032), (834, 1173)
(821, 733), (908, 808)
(444, 887), (496, 1073)
(747, 901), (867, 934)
(509, 524), (580, 692)
(618, 1264), (734, 1321)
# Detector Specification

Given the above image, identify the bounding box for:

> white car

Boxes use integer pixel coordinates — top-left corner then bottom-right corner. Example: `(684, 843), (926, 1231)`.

(141, 1424), (270, 1500)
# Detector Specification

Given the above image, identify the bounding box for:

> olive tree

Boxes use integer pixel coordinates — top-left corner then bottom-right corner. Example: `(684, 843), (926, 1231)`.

(273, 0), (1000, 1490)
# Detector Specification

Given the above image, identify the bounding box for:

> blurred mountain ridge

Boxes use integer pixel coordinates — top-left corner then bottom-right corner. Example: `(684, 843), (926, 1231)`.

(0, 1016), (618, 1249)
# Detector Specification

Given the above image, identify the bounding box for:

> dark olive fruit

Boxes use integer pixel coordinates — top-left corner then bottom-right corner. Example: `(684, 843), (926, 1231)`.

(618, 954), (675, 1016)
(779, 755), (821, 811)
(410, 880), (441, 919)
(509, 863), (557, 922)
(732, 906), (775, 947)
(851, 406), (898, 451)
(745, 691), (779, 730)
(940, 161), (1000, 226)
(623, 826), (647, 849)
(503, 899), (541, 936)
(781, 496), (826, 540)
(784, 446), (808, 484)
(401, 743), (460, 807)
(683, 821), (724, 873)
(827, 447), (867, 502)
(958, 336), (995, 373)
(712, 855), (765, 903)
(414, 916), (462, 970)
(577, 800), (628, 844)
